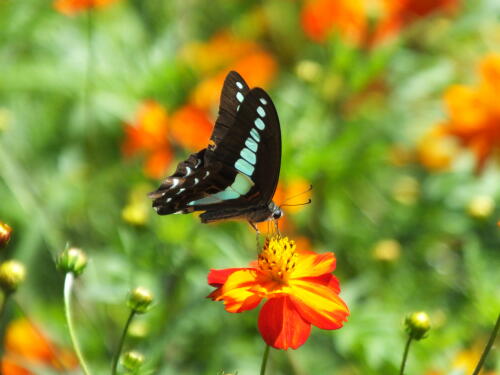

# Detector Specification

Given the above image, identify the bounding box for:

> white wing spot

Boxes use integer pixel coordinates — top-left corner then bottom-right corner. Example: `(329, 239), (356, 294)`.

(176, 188), (185, 195)
(236, 92), (244, 103)
(170, 178), (180, 189)
(194, 178), (199, 185)
(259, 98), (268, 105)
(185, 166), (192, 176)
(166, 198), (172, 203)
(204, 171), (210, 179)
(236, 81), (243, 89)
(257, 106), (266, 117)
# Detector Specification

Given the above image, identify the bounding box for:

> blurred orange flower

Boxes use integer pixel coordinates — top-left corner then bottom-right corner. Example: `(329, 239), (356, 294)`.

(122, 100), (173, 179)
(170, 105), (213, 151)
(208, 235), (349, 350)
(301, 0), (367, 44)
(420, 54), (500, 174)
(54, 0), (119, 15)
(183, 32), (278, 111)
(1, 318), (77, 374)
(300, 0), (459, 46)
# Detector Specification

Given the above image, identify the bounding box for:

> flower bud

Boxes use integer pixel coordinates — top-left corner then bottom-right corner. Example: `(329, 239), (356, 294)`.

(57, 247), (87, 276)
(0, 222), (12, 249)
(0, 260), (26, 294)
(405, 311), (431, 340)
(127, 287), (153, 314)
(121, 350), (144, 371)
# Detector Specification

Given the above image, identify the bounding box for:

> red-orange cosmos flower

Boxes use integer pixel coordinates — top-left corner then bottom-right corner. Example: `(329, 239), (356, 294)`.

(208, 236), (349, 350)
(1, 318), (77, 374)
(54, 0), (120, 15)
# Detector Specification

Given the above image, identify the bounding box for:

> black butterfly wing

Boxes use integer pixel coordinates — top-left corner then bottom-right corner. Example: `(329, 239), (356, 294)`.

(149, 74), (281, 222)
(210, 71), (250, 145)
(202, 87), (281, 207)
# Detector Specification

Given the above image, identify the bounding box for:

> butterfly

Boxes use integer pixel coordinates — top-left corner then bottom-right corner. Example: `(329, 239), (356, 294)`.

(148, 71), (282, 227)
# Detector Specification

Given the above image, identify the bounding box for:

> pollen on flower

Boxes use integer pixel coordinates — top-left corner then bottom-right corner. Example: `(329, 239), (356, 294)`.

(258, 236), (298, 282)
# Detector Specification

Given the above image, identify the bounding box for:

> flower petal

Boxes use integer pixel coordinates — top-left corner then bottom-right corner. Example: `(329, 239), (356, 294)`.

(299, 273), (341, 294)
(289, 279), (349, 330)
(291, 251), (336, 279)
(210, 269), (264, 313)
(258, 296), (311, 350)
(207, 268), (249, 287)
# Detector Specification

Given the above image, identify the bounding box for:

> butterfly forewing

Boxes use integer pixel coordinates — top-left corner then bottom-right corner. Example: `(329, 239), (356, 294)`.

(210, 71), (250, 145)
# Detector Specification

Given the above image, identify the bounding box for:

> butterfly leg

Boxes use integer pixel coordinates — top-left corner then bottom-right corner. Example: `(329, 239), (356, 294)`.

(248, 221), (261, 250)
(273, 219), (281, 237)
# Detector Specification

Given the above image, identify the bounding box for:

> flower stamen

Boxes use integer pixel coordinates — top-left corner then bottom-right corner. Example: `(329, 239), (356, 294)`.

(258, 236), (298, 282)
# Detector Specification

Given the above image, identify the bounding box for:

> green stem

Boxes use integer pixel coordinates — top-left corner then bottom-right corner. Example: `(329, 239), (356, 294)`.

(64, 272), (92, 375)
(111, 309), (136, 375)
(471, 312), (500, 375)
(0, 292), (11, 357)
(399, 336), (413, 375)
(260, 344), (271, 375)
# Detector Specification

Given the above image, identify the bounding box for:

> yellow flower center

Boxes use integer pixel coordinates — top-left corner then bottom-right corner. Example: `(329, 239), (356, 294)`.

(258, 236), (298, 282)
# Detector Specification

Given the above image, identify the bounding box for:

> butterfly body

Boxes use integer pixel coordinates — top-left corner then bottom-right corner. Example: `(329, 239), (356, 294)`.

(149, 71), (282, 225)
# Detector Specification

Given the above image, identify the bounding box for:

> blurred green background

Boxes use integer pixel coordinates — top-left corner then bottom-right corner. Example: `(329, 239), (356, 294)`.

(0, 0), (499, 374)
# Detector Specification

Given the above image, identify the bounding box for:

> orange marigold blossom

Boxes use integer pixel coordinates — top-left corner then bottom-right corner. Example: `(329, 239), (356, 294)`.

(54, 0), (119, 15)
(1, 318), (77, 374)
(208, 235), (349, 350)
(122, 100), (173, 179)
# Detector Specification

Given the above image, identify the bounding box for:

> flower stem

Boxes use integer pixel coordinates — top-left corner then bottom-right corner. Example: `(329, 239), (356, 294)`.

(64, 272), (92, 375)
(111, 309), (136, 375)
(399, 336), (413, 375)
(260, 344), (271, 375)
(472, 312), (500, 375)
(0, 292), (11, 357)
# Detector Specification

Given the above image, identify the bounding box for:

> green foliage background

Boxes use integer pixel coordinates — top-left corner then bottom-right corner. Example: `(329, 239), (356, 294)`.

(0, 0), (499, 374)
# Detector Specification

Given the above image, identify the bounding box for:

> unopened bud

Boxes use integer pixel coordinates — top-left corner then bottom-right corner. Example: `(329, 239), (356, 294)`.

(57, 247), (87, 276)
(0, 260), (26, 293)
(127, 287), (153, 314)
(121, 350), (145, 371)
(405, 311), (431, 340)
(0, 222), (12, 249)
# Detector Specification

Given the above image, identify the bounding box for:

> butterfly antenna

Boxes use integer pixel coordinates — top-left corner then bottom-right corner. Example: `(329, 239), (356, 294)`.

(280, 199), (312, 208)
(280, 184), (313, 206)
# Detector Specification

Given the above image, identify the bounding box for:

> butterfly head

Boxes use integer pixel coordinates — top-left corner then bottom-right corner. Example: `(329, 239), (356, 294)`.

(268, 201), (283, 220)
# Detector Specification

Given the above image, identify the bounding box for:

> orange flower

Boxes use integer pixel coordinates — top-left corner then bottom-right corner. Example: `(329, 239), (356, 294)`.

(442, 54), (500, 173)
(208, 235), (349, 350)
(301, 0), (367, 44)
(170, 105), (213, 151)
(183, 32), (278, 111)
(54, 0), (119, 15)
(122, 100), (173, 179)
(300, 0), (459, 46)
(1, 318), (77, 374)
